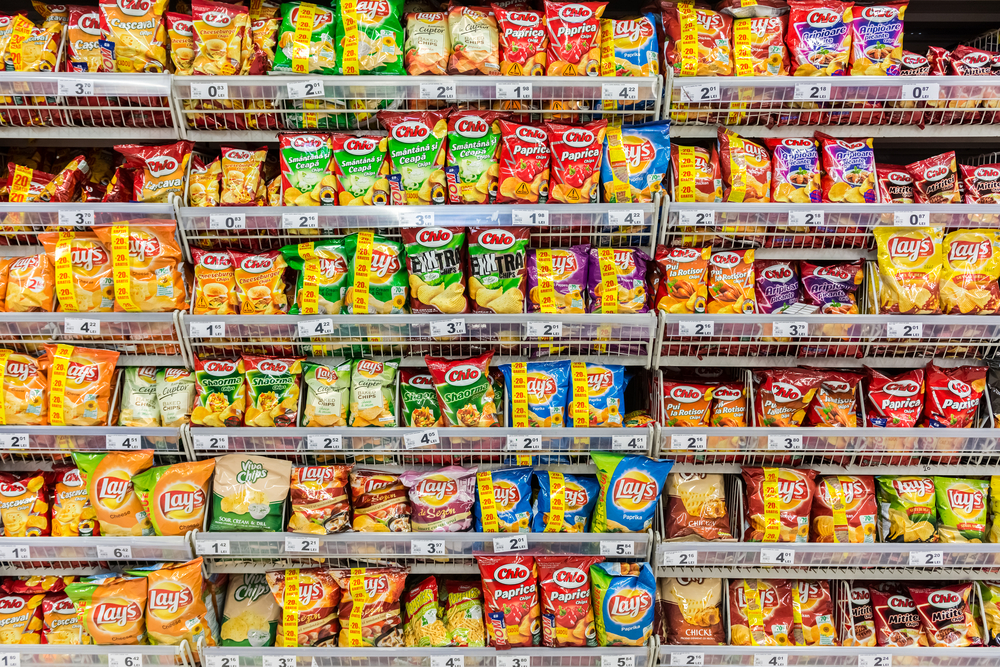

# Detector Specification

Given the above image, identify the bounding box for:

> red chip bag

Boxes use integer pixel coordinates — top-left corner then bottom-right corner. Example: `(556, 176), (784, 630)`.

(711, 382), (747, 427)
(810, 475), (877, 543)
(959, 162), (1000, 204)
(477, 555), (540, 649)
(923, 363), (986, 428)
(535, 556), (602, 647)
(904, 151), (960, 204)
(871, 585), (926, 648)
(114, 141), (194, 203)
(742, 467), (818, 543)
(671, 144), (721, 203)
(876, 163), (914, 204)
(660, 2), (733, 77)
(793, 581), (837, 646)
(543, 1), (606, 76)
(545, 119), (606, 205)
(497, 121), (550, 204)
(865, 367), (924, 428)
(728, 579), (795, 646)
(718, 127), (771, 203)
(753, 368), (822, 428)
(805, 370), (863, 427)
(494, 5), (546, 75)
(907, 582), (982, 647)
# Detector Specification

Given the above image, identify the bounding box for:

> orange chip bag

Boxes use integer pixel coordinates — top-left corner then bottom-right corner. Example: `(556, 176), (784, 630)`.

(115, 141), (195, 203)
(68, 5), (104, 73)
(137, 558), (215, 646)
(544, 1), (606, 75)
(133, 460), (216, 537)
(189, 155), (222, 207)
(654, 246), (709, 314)
(65, 575), (147, 645)
(0, 593), (44, 644)
(874, 227), (943, 315)
(662, 2), (733, 76)
(72, 451), (155, 537)
(221, 145), (268, 206)
(0, 471), (49, 536)
(165, 12), (195, 75)
(0, 257), (10, 310)
(718, 127), (772, 203)
(41, 344), (119, 426)
(0, 351), (48, 426)
(192, 249), (238, 315)
(193, 0), (249, 76)
(6, 17), (60, 72)
(98, 0), (168, 73)
(733, 15), (789, 76)
(5, 254), (55, 312)
(940, 229), (1000, 315)
(229, 250), (289, 314)
(660, 380), (712, 427)
(51, 466), (96, 537)
(39, 231), (114, 313)
(92, 221), (188, 313)
(707, 249), (756, 314)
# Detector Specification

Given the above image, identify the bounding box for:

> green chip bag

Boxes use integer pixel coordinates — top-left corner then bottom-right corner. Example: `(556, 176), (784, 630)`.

(344, 232), (408, 314)
(221, 573), (280, 647)
(424, 352), (498, 427)
(278, 132), (334, 206)
(329, 133), (390, 205)
(935, 476), (989, 543)
(446, 110), (504, 205)
(192, 358), (246, 428)
(210, 454), (292, 532)
(402, 226), (468, 314)
(876, 475), (938, 543)
(303, 360), (352, 427)
(349, 358), (399, 427)
(242, 355), (303, 428)
(991, 476), (1000, 543)
(467, 226), (529, 314)
(281, 239), (349, 315)
(378, 109), (448, 205)
(334, 0), (405, 74)
(272, 2), (337, 74)
(400, 368), (442, 428)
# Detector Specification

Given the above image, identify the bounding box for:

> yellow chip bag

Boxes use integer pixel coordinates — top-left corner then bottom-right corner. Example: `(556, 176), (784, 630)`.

(1, 351), (48, 426)
(51, 466), (96, 537)
(40, 344), (119, 426)
(39, 231), (115, 313)
(874, 227), (943, 315)
(92, 221), (189, 313)
(0, 471), (49, 537)
(192, 249), (238, 315)
(98, 0), (168, 73)
(940, 229), (1000, 315)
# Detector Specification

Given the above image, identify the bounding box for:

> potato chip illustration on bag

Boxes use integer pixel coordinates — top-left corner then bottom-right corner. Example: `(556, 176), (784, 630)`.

(98, 0), (169, 73)
(192, 249), (238, 315)
(221, 573), (279, 647)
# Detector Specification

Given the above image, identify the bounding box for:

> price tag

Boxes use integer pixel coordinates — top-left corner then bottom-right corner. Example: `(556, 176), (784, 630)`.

(678, 321), (714, 337)
(887, 321), (922, 338)
(59, 79), (94, 96)
(512, 209), (548, 226)
(760, 548), (795, 565)
(671, 654), (705, 667)
(679, 210), (714, 226)
(106, 435), (141, 450)
(754, 656), (787, 667)
(601, 656), (635, 667)
(210, 213), (246, 230)
(671, 434), (707, 450)
(894, 211), (930, 226)
(411, 540), (446, 556)
(208, 656), (239, 667)
(493, 534), (528, 553)
(285, 536), (319, 553)
(902, 83), (939, 101)
(496, 82), (532, 100)
(793, 82), (831, 101)
(306, 435), (342, 451)
(527, 321), (562, 337)
(859, 656), (892, 667)
(108, 655), (142, 667)
(681, 83), (720, 102)
(287, 79), (324, 99)
(496, 657), (529, 667)
(430, 318), (466, 337)
(661, 550), (697, 566)
(612, 434), (647, 451)
(768, 434), (803, 450)
(908, 551), (943, 566)
(196, 539), (230, 555)
(404, 429), (440, 450)
(1, 434), (29, 450)
(190, 321), (225, 338)
(262, 656), (295, 667)
(59, 209), (94, 226)
(193, 434), (228, 452)
(788, 210), (824, 227)
(608, 209), (644, 227)
(0, 546), (29, 560)
(64, 318), (100, 335)
(600, 541), (634, 557)
(96, 545), (132, 559)
(773, 321), (808, 338)
(0, 655), (19, 667)
(190, 82), (228, 100)
(602, 83), (639, 100)
(282, 212), (318, 229)
(430, 657), (463, 667)
(507, 435), (541, 451)
(420, 81), (456, 99)
(399, 211), (435, 227)
(298, 318), (334, 337)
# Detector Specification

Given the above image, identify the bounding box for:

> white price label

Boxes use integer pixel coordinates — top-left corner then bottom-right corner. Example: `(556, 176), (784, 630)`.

(59, 209), (94, 226)
(404, 429), (440, 450)
(496, 657), (530, 667)
(0, 546), (29, 560)
(902, 83), (939, 101)
(431, 657), (463, 667)
(754, 656), (787, 667)
(679, 209), (714, 226)
(512, 209), (549, 226)
(411, 540), (446, 556)
(793, 82), (831, 101)
(193, 434), (228, 451)
(768, 434), (803, 450)
(0, 655), (19, 667)
(197, 539), (230, 555)
(507, 435), (541, 451)
(788, 210), (824, 227)
(430, 318), (466, 337)
(287, 79), (324, 99)
(608, 209), (644, 227)
(106, 435), (141, 450)
(527, 321), (562, 337)
(96, 545), (132, 559)
(108, 655), (142, 667)
(262, 656), (295, 667)
(64, 318), (100, 335)
(496, 82), (532, 100)
(493, 534), (528, 553)
(298, 318), (333, 337)
(858, 656), (892, 667)
(1, 434), (29, 450)
(59, 79), (94, 96)
(909, 551), (943, 566)
(190, 321), (225, 337)
(760, 548), (795, 565)
(210, 213), (246, 230)
(399, 211), (435, 227)
(678, 321), (714, 337)
(661, 550), (697, 566)
(602, 83), (639, 101)
(601, 656), (635, 667)
(671, 654), (705, 667)
(420, 82), (456, 99)
(894, 210), (930, 226)
(285, 536), (319, 553)
(600, 541), (635, 557)
(282, 212), (318, 229)
(306, 435), (342, 451)
(887, 321), (922, 338)
(190, 82), (228, 99)
(681, 83), (719, 102)
(208, 656), (239, 667)
(671, 434), (707, 450)
(773, 321), (808, 338)
(612, 434), (647, 451)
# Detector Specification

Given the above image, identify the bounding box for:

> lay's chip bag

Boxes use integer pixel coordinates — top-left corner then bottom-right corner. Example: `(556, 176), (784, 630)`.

(127, 558), (213, 647)
(133, 460), (216, 537)
(474, 467), (532, 532)
(65, 574), (147, 645)
(499, 360), (571, 428)
(72, 451), (155, 537)
(599, 15), (659, 83)
(590, 562), (655, 646)
(601, 121), (670, 204)
(282, 240), (349, 315)
(590, 451), (672, 533)
(566, 362), (625, 427)
(334, 0), (404, 75)
(532, 471), (600, 533)
(272, 2), (337, 74)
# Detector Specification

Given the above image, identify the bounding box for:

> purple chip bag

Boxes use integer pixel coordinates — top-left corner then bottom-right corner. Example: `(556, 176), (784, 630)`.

(587, 247), (650, 313)
(527, 244), (590, 313)
(755, 260), (801, 314)
(850, 3), (906, 76)
(787, 1), (853, 77)
(801, 260), (864, 313)
(399, 465), (477, 532)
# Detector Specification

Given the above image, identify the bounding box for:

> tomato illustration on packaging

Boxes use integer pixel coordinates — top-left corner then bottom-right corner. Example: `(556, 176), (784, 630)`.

(589, 561), (655, 646)
(590, 451), (672, 533)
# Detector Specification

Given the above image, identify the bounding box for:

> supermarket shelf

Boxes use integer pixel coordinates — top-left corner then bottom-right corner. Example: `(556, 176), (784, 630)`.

(202, 647), (651, 667)
(655, 647), (1000, 666)
(670, 123), (1000, 139)
(3, 643), (194, 667)
(0, 426), (184, 454)
(0, 202), (176, 248)
(0, 536), (193, 575)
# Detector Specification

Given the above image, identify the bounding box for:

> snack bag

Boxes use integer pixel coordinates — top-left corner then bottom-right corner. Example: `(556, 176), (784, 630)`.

(732, 15), (789, 76)
(786, 0), (853, 76)
(72, 451), (155, 536)
(221, 145), (267, 206)
(334, 0), (404, 75)
(5, 253), (55, 312)
(728, 579), (795, 646)
(40, 344), (118, 426)
(302, 361), (352, 427)
(846, 585), (876, 647)
(427, 353), (498, 427)
(133, 460), (215, 537)
(743, 467), (819, 542)
(279, 132), (333, 206)
(765, 137), (821, 203)
(98, 0), (168, 73)
(0, 472), (48, 537)
(192, 0), (248, 75)
(221, 574), (279, 647)
(907, 583), (982, 647)
(474, 467), (532, 532)
(265, 568), (341, 646)
(497, 121), (550, 204)
(924, 364), (986, 428)
(328, 134), (390, 206)
(349, 358), (398, 427)
(499, 360), (570, 428)
(399, 370), (441, 429)
(68, 6), (104, 73)
(477, 555), (540, 648)
(818, 134), (877, 203)
(42, 592), (89, 644)
(288, 465), (352, 534)
(811, 475), (877, 542)
(661, 3), (733, 76)
(379, 110), (448, 206)
(273, 2), (337, 74)
(718, 128), (771, 203)
(879, 163), (916, 203)
(133, 558), (213, 647)
(566, 362), (624, 427)
(850, 2), (906, 75)
(546, 120), (606, 204)
(51, 466), (95, 537)
(118, 366), (159, 427)
(192, 357), (246, 428)
(494, 5), (545, 75)
(532, 472), (600, 532)
(905, 151), (961, 204)
(792, 581), (837, 646)
(877, 476), (937, 542)
(282, 240), (349, 315)
(941, 230), (1000, 314)
(91, 221), (188, 313)
(447, 5), (499, 75)
(874, 227), (943, 314)
(446, 110), (504, 205)
(527, 246), (589, 314)
(404, 576), (450, 647)
(65, 575), (146, 645)
(590, 562), (655, 646)
(662, 578), (725, 645)
(711, 382), (747, 427)
(754, 369), (823, 428)
(165, 12), (194, 75)
(405, 12), (450, 75)
(544, 1), (605, 75)
(400, 466), (478, 532)
(192, 249), (237, 315)
(210, 454), (291, 532)
(670, 144), (722, 203)
(0, 352), (48, 426)
(960, 163), (1000, 204)
(344, 232), (409, 315)
(590, 451), (672, 533)
(805, 370), (863, 427)
(330, 568), (408, 647)
(404, 227), (468, 314)
(865, 367), (925, 428)
(242, 355), (303, 428)
(188, 156), (221, 206)
(114, 141), (194, 203)
(586, 247), (649, 314)
(535, 556), (602, 647)
(601, 122), (670, 204)
(661, 380), (713, 428)
(707, 249), (755, 314)
(871, 585), (926, 647)
(350, 469), (411, 532)
(229, 250), (288, 315)
(755, 260), (800, 314)
(935, 476), (988, 543)
(39, 231), (114, 313)
(600, 15), (658, 81)
(468, 227), (530, 314)
(654, 246), (709, 314)
(665, 473), (732, 540)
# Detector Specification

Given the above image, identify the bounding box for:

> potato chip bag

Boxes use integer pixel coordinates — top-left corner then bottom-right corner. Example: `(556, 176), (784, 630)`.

(754, 368), (823, 428)
(732, 15), (788, 76)
(590, 562), (655, 646)
(477, 555), (540, 648)
(494, 5), (546, 75)
(428, 353), (499, 428)
(499, 359), (569, 428)
(934, 476), (988, 543)
(6, 16), (60, 72)
(718, 127), (771, 203)
(72, 451), (155, 537)
(192, 0), (248, 75)
(210, 454), (291, 532)
(279, 132), (332, 206)
(243, 2), (281, 75)
(0, 590), (44, 644)
(544, 1), (606, 75)
(662, 577), (725, 646)
(273, 2), (337, 74)
(242, 355), (303, 428)
(66, 575), (146, 645)
(327, 134), (390, 206)
(743, 467), (818, 542)
(302, 361), (352, 427)
(805, 370), (863, 427)
(876, 475), (937, 542)
(924, 363), (986, 429)
(98, 0), (167, 72)
(907, 582), (982, 647)
(475, 467), (532, 532)
(446, 110), (504, 206)
(586, 247), (649, 314)
(404, 575), (451, 647)
(229, 250), (288, 315)
(334, 0), (404, 74)
(128, 559), (212, 647)
(905, 151), (960, 204)
(344, 233), (408, 314)
(0, 471), (48, 537)
(654, 246), (710, 314)
(941, 230), (1000, 315)
(404, 12), (449, 75)
(266, 568), (342, 647)
(51, 466), (95, 537)
(331, 567), (408, 647)
(43, 592), (90, 644)
(165, 11), (194, 75)
(535, 555), (602, 647)
(527, 245), (590, 314)
(400, 466), (478, 532)
(707, 249), (755, 314)
(117, 366), (159, 427)
(600, 15), (658, 81)
(41, 344), (118, 427)
(379, 110), (448, 206)
(446, 5), (499, 75)
(92, 221), (188, 313)
(670, 144), (722, 203)
(114, 141), (194, 203)
(601, 121), (669, 204)
(850, 2), (906, 76)
(661, 2), (732, 76)
(546, 120), (606, 204)
(665, 472), (732, 541)
(0, 352), (46, 427)
(661, 380), (712, 428)
(221, 574), (279, 647)
(133, 460), (215, 536)
(186, 155), (222, 205)
(350, 469), (411, 532)
(403, 227), (468, 314)
(66, 5), (103, 72)
(468, 227), (529, 314)
(400, 369), (442, 428)
(349, 358), (398, 428)
(865, 367), (924, 428)
(192, 249), (238, 315)
(288, 465), (352, 535)
(876, 163), (914, 203)
(874, 226), (943, 314)
(192, 357), (246, 428)
(818, 134), (877, 204)
(590, 451), (672, 533)
(870, 585), (927, 647)
(567, 362), (624, 427)
(221, 145), (267, 206)
(5, 253), (55, 312)
(811, 475), (876, 543)
(497, 120), (550, 204)
(791, 581), (837, 646)
(282, 239), (349, 315)
(786, 0), (852, 76)
(39, 231), (114, 313)
(532, 472), (600, 533)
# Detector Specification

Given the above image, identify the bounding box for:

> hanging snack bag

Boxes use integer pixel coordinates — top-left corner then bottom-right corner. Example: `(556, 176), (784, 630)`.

(221, 574), (279, 647)
(497, 120), (550, 204)
(586, 247), (649, 314)
(188, 155), (221, 207)
(328, 134), (390, 206)
(405, 576), (450, 647)
(379, 110), (448, 206)
(924, 364), (986, 429)
(349, 358), (398, 428)
(742, 467), (818, 542)
(65, 575), (146, 645)
(446, 110), (505, 205)
(443, 579), (486, 646)
(5, 253), (55, 312)
(654, 246), (709, 314)
(114, 141), (194, 203)
(728, 579), (795, 646)
(907, 583), (983, 647)
(793, 580), (837, 646)
(210, 454), (292, 532)
(707, 249), (755, 314)
(818, 134), (877, 204)
(404, 227), (468, 314)
(73, 451), (155, 536)
(754, 368), (823, 428)
(477, 555), (541, 648)
(494, 5), (546, 75)
(91, 221), (188, 313)
(940, 229), (1000, 315)
(873, 227), (943, 314)
(229, 250), (288, 315)
(846, 585), (876, 647)
(475, 467), (533, 532)
(118, 366), (159, 427)
(600, 15), (658, 80)
(344, 232), (409, 315)
(400, 369), (442, 428)
(350, 469), (411, 532)
(288, 465), (352, 535)
(192, 357), (246, 428)
(405, 12), (450, 76)
(273, 2), (337, 74)
(590, 451), (672, 532)
(662, 578), (725, 645)
(282, 239), (349, 315)
(566, 362), (625, 427)
(40, 344), (118, 426)
(800, 260), (863, 313)
(665, 472), (733, 540)
(544, 0), (606, 75)
(935, 476), (989, 543)
(527, 246), (590, 314)
(302, 361), (352, 427)
(334, 0), (404, 75)
(134, 558), (213, 647)
(192, 0), (248, 76)
(51, 466), (94, 537)
(400, 466), (478, 532)
(590, 562), (655, 646)
(447, 5), (499, 75)
(960, 162), (1000, 204)
(499, 360), (570, 428)
(0, 352), (47, 426)
(165, 12), (194, 75)
(711, 382), (748, 428)
(660, 2), (732, 76)
(39, 231), (114, 313)
(877, 475), (937, 542)
(0, 471), (48, 537)
(427, 353), (499, 427)
(786, 0), (853, 76)
(155, 368), (195, 428)
(865, 367), (925, 428)
(670, 144), (723, 203)
(536, 556), (602, 647)
(732, 15), (789, 76)
(242, 355), (303, 428)
(850, 2), (906, 76)
(69, 6), (105, 73)
(602, 121), (670, 204)
(98, 0), (168, 73)
(811, 475), (877, 542)
(132, 460), (215, 537)
(766, 137), (821, 204)
(718, 128), (771, 202)
(279, 133), (333, 206)
(870, 585), (927, 647)
(905, 151), (961, 204)
(546, 120), (606, 204)
(468, 227), (530, 314)
(265, 568), (341, 646)
(532, 471), (600, 532)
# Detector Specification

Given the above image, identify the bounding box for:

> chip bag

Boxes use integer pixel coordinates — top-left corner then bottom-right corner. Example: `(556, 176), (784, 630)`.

(546, 120), (606, 204)
(874, 226), (943, 314)
(665, 472), (733, 540)
(718, 128), (771, 202)
(302, 361), (352, 427)
(68, 5), (104, 73)
(566, 362), (625, 427)
(877, 475), (937, 542)
(446, 110), (504, 205)
(98, 0), (168, 72)
(601, 121), (670, 204)
(535, 556), (602, 647)
(935, 476), (988, 543)
(192, 357), (246, 428)
(818, 134), (877, 204)
(532, 472), (600, 532)
(43, 592), (90, 644)
(661, 380), (712, 427)
(497, 121), (550, 204)
(133, 558), (213, 646)
(905, 151), (960, 204)
(344, 232), (409, 315)
(400, 369), (442, 428)
(447, 5), (499, 75)
(707, 249), (755, 314)
(940, 229), (1000, 315)
(792, 580), (837, 646)
(188, 155), (221, 207)
(499, 360), (570, 428)
(114, 141), (194, 203)
(527, 246), (590, 314)
(400, 466), (478, 532)
(405, 12), (450, 75)
(379, 110), (448, 206)
(786, 0), (853, 76)
(221, 574), (279, 647)
(590, 562), (655, 646)
(671, 144), (722, 203)
(865, 367), (924, 428)
(221, 145), (267, 206)
(265, 567), (341, 646)
(118, 366), (159, 427)
(282, 239), (349, 315)
(72, 451), (155, 537)
(765, 137), (822, 204)
(543, 1), (605, 75)
(50, 466), (95, 537)
(65, 575), (147, 645)
(210, 454), (292, 532)
(871, 585), (926, 647)
(908, 582), (982, 647)
(468, 227), (529, 314)
(350, 469), (411, 532)
(331, 567), (408, 647)
(288, 465), (352, 535)
(924, 364), (986, 429)
(850, 2), (906, 76)
(192, 0), (248, 75)
(742, 467), (818, 542)
(242, 355), (303, 428)
(811, 475), (877, 542)
(328, 134), (390, 206)
(165, 11), (194, 75)
(587, 247), (649, 314)
(0, 352), (48, 426)
(39, 231), (114, 313)
(960, 163), (1000, 204)
(192, 249), (237, 316)
(477, 555), (540, 648)
(661, 2), (733, 76)
(273, 2), (337, 74)
(494, 5), (546, 75)
(404, 227), (468, 314)
(349, 358), (398, 428)
(229, 250), (289, 315)
(334, 0), (404, 74)
(590, 451), (672, 533)
(801, 260), (863, 313)
(40, 344), (118, 426)
(728, 579), (795, 646)
(0, 471), (48, 537)
(279, 132), (333, 206)
(427, 353), (498, 427)
(92, 221), (188, 313)
(805, 370), (863, 427)
(732, 15), (789, 76)
(133, 460), (215, 537)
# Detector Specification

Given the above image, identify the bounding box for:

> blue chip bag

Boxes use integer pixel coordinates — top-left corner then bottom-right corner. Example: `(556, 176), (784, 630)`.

(590, 451), (672, 532)
(474, 467), (533, 532)
(567, 363), (625, 427)
(498, 360), (571, 428)
(601, 15), (659, 78)
(590, 562), (656, 646)
(601, 121), (670, 205)
(532, 471), (600, 532)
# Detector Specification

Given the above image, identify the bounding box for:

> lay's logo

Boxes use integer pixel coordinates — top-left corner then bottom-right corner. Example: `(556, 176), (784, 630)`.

(565, 483), (588, 508)
(949, 238), (992, 264)
(608, 588), (652, 619)
(886, 235), (935, 262)
(159, 488), (205, 516)
(357, 359), (383, 375)
(622, 138), (655, 170)
(588, 369), (614, 394)
(778, 478), (810, 504)
(290, 6), (333, 28)
(947, 487), (984, 514)
(892, 477), (934, 497)
(148, 584), (194, 613)
(495, 480), (521, 508)
(612, 470), (658, 511)
(67, 362), (99, 384)
(95, 475), (131, 505)
(94, 601), (143, 626)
